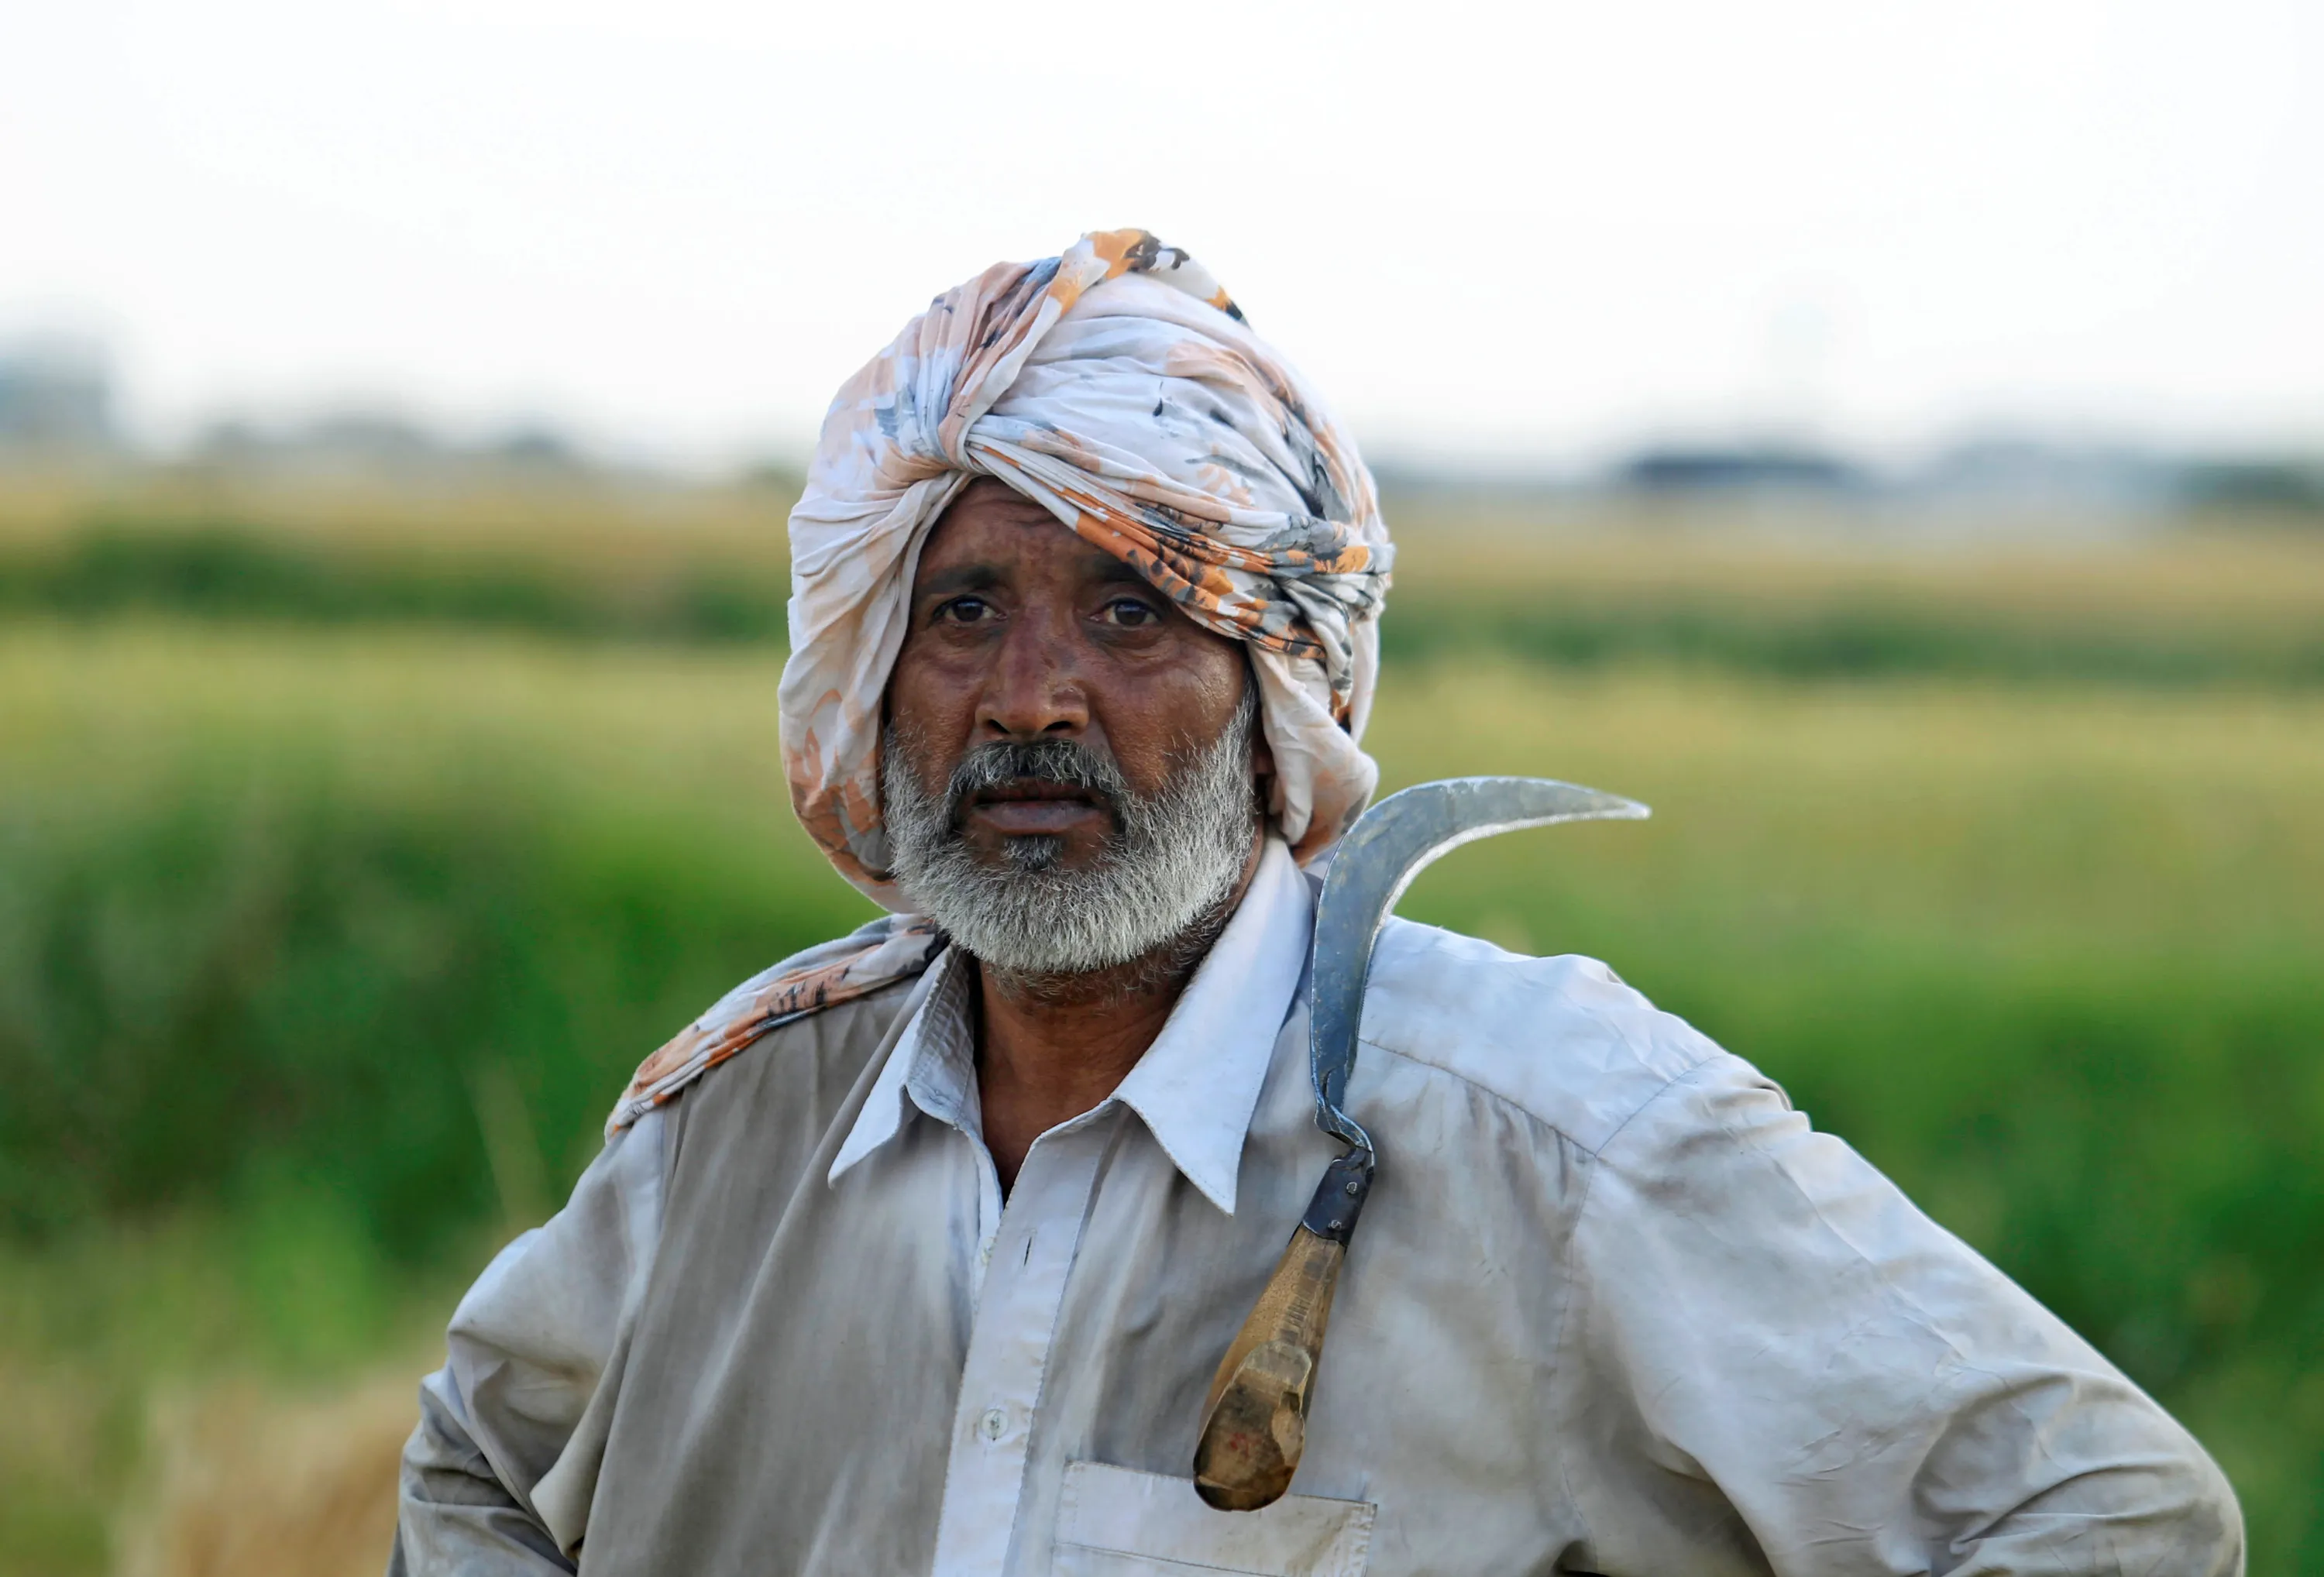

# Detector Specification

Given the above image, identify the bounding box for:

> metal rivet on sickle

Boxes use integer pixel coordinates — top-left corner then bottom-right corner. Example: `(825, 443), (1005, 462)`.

(1344, 1180), (1360, 1195)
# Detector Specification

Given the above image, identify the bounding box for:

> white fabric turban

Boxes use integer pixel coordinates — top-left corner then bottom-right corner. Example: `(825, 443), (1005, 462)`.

(779, 229), (1394, 909)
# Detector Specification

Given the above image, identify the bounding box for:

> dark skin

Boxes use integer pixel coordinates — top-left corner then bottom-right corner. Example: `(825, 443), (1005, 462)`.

(885, 478), (1271, 1190)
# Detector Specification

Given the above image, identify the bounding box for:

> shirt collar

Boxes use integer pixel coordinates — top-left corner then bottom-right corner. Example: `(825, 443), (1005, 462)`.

(827, 950), (975, 1183)
(827, 837), (1312, 1215)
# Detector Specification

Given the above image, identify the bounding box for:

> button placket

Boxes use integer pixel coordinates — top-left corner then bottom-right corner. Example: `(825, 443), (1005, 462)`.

(929, 1119), (1110, 1576)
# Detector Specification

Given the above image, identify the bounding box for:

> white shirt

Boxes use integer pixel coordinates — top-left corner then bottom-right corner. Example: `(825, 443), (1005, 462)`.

(394, 839), (2240, 1575)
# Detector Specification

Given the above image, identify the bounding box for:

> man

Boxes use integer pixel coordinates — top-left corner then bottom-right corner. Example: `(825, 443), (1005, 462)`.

(394, 231), (2241, 1575)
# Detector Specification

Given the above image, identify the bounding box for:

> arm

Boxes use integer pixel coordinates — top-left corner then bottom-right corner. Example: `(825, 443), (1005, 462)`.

(1566, 1053), (2242, 1577)
(391, 1108), (667, 1574)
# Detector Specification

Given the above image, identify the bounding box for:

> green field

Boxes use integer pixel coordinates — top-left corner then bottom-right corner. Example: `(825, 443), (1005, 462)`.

(7, 471), (2324, 684)
(3, 483), (2322, 1572)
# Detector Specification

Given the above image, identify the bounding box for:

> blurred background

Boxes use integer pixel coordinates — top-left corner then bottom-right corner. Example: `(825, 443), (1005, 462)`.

(4, 1), (2321, 1571)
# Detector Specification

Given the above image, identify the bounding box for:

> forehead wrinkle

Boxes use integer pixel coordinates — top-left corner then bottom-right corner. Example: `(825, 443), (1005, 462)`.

(922, 503), (1135, 596)
(913, 562), (1004, 598)
(947, 473), (1057, 526)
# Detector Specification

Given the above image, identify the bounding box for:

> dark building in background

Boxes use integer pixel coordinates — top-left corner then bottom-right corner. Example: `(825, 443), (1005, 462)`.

(1617, 445), (1869, 496)
(0, 341), (116, 456)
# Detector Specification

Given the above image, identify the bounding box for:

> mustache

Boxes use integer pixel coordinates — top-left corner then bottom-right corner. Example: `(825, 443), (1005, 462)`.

(944, 737), (1132, 824)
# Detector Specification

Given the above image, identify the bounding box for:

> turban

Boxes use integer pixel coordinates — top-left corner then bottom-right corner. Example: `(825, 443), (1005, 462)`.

(779, 230), (1394, 909)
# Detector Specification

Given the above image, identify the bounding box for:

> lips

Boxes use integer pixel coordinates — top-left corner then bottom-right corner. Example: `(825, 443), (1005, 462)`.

(962, 777), (1109, 833)
(971, 780), (1098, 805)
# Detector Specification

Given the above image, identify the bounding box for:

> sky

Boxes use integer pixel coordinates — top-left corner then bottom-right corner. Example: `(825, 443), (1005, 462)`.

(5, 0), (2321, 469)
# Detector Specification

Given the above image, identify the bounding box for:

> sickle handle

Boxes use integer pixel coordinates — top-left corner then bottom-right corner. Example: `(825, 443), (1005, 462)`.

(1192, 1150), (1372, 1510)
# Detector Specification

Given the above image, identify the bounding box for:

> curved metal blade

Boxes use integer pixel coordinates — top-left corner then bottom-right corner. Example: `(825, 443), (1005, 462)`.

(1308, 777), (1650, 1151)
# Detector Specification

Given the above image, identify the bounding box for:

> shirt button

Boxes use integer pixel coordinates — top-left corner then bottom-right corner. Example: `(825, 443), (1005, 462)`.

(977, 1407), (1008, 1441)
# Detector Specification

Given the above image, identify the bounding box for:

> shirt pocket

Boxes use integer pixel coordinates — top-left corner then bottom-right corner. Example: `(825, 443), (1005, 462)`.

(1053, 1460), (1375, 1577)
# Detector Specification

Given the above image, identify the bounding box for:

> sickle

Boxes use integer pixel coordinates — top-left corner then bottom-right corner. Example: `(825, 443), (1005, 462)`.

(1192, 776), (1650, 1510)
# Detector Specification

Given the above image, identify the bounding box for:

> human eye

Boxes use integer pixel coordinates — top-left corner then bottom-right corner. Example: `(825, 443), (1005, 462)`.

(933, 595), (992, 626)
(1101, 596), (1160, 628)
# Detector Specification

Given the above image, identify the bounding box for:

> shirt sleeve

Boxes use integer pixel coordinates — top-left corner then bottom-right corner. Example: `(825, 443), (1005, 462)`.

(391, 1108), (667, 1573)
(1563, 1051), (2243, 1577)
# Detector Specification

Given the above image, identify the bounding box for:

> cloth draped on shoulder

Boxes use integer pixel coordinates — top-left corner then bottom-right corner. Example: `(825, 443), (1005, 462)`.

(607, 916), (944, 1135)
(779, 229), (1394, 909)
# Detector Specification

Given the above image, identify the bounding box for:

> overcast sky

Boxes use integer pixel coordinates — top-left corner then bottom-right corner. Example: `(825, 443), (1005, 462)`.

(6, 0), (2320, 466)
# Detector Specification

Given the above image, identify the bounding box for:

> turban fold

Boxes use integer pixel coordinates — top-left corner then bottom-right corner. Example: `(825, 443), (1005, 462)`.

(780, 230), (1394, 908)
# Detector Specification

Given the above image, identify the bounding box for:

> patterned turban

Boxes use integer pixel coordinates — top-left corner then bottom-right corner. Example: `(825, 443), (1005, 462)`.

(779, 230), (1394, 909)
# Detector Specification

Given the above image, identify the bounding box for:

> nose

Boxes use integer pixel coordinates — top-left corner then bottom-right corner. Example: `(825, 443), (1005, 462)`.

(976, 608), (1088, 740)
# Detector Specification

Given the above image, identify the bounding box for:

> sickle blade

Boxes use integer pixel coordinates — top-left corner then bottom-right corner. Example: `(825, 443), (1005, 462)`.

(1308, 776), (1650, 1137)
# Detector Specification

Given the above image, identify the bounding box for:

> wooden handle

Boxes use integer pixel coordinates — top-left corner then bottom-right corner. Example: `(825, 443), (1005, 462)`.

(1192, 1149), (1372, 1511)
(1192, 1225), (1346, 1510)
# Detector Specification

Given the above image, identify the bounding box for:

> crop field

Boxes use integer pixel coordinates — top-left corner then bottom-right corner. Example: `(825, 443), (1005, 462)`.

(9, 471), (2324, 684)
(2, 478), (2321, 1572)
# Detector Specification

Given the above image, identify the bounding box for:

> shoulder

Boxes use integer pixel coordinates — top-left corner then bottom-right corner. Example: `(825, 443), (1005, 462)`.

(603, 915), (944, 1136)
(1356, 916), (1734, 1156)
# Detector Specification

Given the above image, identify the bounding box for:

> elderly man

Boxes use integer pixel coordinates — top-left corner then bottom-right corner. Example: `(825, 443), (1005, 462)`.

(393, 232), (2240, 1575)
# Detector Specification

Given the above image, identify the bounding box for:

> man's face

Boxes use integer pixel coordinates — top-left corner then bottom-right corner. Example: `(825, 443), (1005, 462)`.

(882, 477), (1267, 976)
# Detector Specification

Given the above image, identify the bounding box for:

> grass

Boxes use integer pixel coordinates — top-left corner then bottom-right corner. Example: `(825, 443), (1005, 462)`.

(1379, 512), (2324, 685)
(1377, 661), (2324, 1554)
(0, 622), (863, 1572)
(0, 470), (799, 645)
(2, 612), (2320, 1571)
(9, 471), (2324, 685)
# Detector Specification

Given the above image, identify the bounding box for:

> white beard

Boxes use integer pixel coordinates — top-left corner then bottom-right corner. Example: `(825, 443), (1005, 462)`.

(879, 692), (1260, 981)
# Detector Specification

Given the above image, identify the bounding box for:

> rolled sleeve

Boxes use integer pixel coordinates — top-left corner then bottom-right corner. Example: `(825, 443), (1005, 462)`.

(1565, 1053), (2243, 1576)
(392, 1108), (667, 1573)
